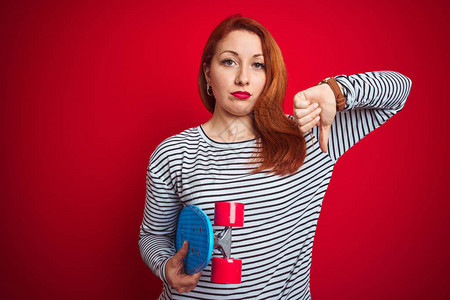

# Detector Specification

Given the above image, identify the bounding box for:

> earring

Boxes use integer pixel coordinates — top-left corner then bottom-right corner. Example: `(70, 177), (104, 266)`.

(206, 82), (213, 96)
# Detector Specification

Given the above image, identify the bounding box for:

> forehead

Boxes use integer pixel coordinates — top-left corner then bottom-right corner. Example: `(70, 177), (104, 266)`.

(216, 30), (263, 56)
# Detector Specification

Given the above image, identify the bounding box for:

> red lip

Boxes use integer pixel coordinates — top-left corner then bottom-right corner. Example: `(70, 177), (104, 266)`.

(231, 91), (251, 99)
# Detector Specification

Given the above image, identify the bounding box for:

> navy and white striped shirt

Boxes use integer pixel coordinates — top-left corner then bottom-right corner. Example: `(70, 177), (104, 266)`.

(139, 71), (412, 299)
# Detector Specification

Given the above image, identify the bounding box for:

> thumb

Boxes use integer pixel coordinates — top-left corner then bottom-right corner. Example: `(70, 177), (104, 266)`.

(319, 125), (331, 153)
(173, 240), (189, 264)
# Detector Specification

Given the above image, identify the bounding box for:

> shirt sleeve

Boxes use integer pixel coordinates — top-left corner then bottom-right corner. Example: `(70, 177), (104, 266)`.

(312, 70), (412, 162)
(138, 154), (182, 283)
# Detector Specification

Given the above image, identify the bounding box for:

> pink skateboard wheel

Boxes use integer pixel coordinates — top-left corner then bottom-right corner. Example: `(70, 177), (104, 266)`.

(211, 257), (242, 284)
(214, 202), (244, 227)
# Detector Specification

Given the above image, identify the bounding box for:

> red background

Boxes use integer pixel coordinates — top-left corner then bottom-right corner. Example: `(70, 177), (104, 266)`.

(1, 0), (449, 299)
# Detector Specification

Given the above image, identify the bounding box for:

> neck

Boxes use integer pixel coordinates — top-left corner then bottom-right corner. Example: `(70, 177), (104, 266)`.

(202, 113), (256, 143)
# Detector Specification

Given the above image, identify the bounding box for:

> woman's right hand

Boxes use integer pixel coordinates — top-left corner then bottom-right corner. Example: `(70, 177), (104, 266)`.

(165, 241), (202, 293)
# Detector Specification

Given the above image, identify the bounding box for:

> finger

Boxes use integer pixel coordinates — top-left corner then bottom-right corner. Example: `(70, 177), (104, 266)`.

(293, 102), (319, 120)
(191, 271), (202, 282)
(185, 272), (202, 292)
(176, 270), (202, 292)
(298, 116), (320, 133)
(319, 125), (331, 153)
(294, 107), (321, 126)
(173, 240), (189, 264)
(293, 92), (310, 109)
(175, 272), (202, 293)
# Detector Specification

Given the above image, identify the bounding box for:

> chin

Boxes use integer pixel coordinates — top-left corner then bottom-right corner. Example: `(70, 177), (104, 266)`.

(227, 106), (255, 117)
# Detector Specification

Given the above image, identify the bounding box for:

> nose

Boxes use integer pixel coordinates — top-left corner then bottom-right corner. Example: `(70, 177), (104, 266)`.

(235, 66), (249, 85)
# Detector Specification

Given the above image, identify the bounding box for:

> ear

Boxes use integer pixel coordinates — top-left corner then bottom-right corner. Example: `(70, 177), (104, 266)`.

(203, 62), (211, 83)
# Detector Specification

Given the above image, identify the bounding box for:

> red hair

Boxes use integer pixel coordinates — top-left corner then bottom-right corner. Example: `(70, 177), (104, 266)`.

(198, 15), (306, 176)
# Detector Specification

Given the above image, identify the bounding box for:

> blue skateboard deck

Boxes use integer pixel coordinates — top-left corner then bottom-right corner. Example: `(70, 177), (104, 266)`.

(175, 205), (214, 274)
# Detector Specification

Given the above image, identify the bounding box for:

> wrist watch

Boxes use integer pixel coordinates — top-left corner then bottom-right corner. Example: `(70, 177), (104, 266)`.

(317, 77), (346, 111)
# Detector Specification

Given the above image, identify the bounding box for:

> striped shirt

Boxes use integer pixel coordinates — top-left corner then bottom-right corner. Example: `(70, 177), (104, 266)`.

(139, 71), (412, 299)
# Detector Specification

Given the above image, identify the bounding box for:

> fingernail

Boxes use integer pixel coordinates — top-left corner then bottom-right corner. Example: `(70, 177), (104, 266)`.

(316, 108), (321, 115)
(313, 103), (319, 108)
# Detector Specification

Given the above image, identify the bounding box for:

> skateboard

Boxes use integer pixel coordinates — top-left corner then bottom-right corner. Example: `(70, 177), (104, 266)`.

(175, 202), (244, 284)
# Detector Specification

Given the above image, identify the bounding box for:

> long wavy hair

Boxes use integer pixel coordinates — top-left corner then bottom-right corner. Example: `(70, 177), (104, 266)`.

(198, 15), (306, 176)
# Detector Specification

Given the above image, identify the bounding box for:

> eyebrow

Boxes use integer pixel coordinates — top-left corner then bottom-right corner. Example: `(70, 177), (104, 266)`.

(219, 50), (263, 57)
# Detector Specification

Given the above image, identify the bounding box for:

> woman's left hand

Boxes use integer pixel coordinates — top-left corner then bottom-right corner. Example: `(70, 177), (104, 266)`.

(293, 84), (337, 153)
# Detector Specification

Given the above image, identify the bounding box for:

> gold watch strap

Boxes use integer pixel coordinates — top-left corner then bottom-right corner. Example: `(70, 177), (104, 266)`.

(317, 77), (346, 111)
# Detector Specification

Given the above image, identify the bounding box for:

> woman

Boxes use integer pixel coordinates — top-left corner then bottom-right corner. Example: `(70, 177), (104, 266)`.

(139, 15), (412, 299)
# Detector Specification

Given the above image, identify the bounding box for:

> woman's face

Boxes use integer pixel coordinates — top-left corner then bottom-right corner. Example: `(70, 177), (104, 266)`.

(204, 30), (267, 118)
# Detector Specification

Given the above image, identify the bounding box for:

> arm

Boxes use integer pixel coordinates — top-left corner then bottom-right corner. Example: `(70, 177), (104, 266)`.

(139, 149), (202, 293)
(138, 165), (180, 283)
(294, 71), (412, 161)
(325, 70), (412, 161)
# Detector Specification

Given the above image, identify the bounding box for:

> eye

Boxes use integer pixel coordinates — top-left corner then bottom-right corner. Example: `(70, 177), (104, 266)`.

(253, 62), (266, 70)
(221, 59), (236, 66)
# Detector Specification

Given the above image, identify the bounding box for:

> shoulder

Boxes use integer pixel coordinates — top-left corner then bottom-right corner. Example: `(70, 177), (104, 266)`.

(148, 126), (201, 171)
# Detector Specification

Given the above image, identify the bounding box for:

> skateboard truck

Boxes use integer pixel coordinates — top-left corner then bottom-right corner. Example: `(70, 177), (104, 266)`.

(175, 202), (244, 284)
(214, 226), (232, 258)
